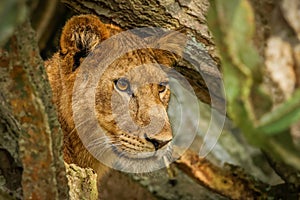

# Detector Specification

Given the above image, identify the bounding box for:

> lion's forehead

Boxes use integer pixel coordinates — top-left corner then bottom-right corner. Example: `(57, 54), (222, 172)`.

(100, 60), (168, 84)
(128, 64), (168, 84)
(89, 48), (165, 76)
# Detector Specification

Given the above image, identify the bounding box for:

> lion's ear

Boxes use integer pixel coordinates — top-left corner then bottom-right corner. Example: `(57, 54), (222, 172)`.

(60, 14), (110, 70)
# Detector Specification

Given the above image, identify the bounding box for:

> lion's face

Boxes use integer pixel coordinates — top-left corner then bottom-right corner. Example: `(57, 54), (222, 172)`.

(94, 50), (172, 160)
(46, 15), (178, 172)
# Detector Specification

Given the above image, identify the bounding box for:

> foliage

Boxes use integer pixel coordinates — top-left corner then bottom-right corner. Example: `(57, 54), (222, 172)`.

(208, 0), (300, 170)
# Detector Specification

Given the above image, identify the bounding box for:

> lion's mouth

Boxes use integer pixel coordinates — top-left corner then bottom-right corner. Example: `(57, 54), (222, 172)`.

(110, 142), (171, 161)
(111, 144), (156, 160)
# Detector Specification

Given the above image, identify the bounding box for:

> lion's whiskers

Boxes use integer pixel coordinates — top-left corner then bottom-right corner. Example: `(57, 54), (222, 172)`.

(66, 119), (90, 141)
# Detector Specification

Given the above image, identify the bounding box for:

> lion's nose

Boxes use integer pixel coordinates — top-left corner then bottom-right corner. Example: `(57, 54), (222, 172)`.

(145, 134), (172, 150)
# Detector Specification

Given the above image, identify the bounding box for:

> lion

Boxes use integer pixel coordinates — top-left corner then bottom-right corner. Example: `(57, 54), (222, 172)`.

(45, 14), (184, 177)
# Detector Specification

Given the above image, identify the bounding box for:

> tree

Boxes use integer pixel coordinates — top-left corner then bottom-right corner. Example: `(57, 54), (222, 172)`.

(0, 0), (299, 199)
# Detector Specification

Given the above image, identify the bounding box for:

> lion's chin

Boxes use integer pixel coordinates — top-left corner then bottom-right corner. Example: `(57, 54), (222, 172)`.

(102, 144), (173, 173)
(111, 146), (156, 160)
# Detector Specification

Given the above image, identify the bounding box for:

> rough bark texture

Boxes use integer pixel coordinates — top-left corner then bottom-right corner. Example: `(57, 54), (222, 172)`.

(62, 0), (214, 49)
(175, 149), (267, 199)
(0, 19), (100, 200)
(66, 164), (98, 200)
(0, 20), (69, 199)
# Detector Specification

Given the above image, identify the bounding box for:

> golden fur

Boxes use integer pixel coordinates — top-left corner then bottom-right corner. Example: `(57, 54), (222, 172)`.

(45, 14), (181, 176)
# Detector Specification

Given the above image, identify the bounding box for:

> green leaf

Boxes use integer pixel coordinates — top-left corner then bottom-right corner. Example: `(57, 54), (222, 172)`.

(258, 89), (300, 135)
(207, 0), (262, 144)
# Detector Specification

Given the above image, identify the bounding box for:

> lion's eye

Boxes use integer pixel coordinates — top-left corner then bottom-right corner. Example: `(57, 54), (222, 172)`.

(158, 81), (168, 93)
(114, 78), (131, 93)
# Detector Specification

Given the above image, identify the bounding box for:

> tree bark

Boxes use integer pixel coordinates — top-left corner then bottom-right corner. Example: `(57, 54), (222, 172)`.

(62, 0), (214, 48)
(0, 19), (69, 199)
(0, 19), (99, 200)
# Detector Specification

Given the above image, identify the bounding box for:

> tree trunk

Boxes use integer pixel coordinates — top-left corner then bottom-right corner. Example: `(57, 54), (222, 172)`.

(0, 19), (69, 199)
(0, 18), (99, 200)
(1, 0), (299, 199)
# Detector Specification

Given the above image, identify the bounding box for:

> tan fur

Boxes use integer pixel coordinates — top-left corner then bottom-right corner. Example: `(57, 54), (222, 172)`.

(45, 14), (177, 177)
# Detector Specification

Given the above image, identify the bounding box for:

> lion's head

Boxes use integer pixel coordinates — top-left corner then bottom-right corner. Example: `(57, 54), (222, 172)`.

(46, 15), (184, 173)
